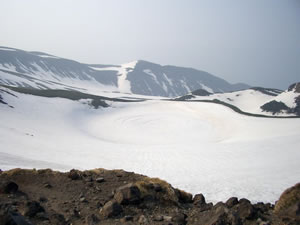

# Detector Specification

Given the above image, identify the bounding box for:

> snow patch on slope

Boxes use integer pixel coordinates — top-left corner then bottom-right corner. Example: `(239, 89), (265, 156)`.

(117, 61), (137, 93)
(37, 54), (60, 59)
(89, 61), (138, 94)
(191, 89), (274, 114)
(143, 69), (160, 85)
(271, 91), (299, 108)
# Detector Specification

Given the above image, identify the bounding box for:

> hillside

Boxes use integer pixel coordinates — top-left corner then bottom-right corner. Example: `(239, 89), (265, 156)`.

(176, 84), (300, 117)
(0, 168), (299, 225)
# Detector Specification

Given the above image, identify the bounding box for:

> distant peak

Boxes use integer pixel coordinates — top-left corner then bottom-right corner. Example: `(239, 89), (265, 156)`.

(288, 82), (300, 93)
(121, 60), (138, 69)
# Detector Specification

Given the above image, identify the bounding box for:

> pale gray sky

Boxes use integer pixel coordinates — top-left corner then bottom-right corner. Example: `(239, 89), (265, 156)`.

(1, 0), (299, 89)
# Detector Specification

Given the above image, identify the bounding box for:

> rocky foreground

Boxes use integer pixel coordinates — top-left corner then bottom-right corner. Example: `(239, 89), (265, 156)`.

(0, 169), (299, 225)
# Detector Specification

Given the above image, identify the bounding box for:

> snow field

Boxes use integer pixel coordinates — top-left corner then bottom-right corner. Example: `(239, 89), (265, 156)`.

(0, 91), (299, 203)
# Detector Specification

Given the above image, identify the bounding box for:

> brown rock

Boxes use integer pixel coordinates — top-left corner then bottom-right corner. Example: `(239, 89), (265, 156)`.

(114, 183), (141, 205)
(193, 193), (206, 206)
(176, 189), (193, 203)
(236, 200), (256, 220)
(68, 169), (82, 180)
(85, 214), (100, 225)
(226, 197), (239, 208)
(275, 182), (300, 219)
(99, 200), (123, 218)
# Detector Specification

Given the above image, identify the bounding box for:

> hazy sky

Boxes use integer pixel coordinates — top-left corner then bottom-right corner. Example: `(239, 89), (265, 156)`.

(1, 0), (299, 89)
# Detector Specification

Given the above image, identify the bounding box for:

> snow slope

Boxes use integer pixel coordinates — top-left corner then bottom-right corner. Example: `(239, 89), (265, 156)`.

(180, 87), (300, 116)
(188, 89), (275, 114)
(0, 89), (299, 204)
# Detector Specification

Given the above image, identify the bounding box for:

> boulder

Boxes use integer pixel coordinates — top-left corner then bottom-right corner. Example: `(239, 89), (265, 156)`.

(226, 197), (239, 208)
(193, 193), (206, 206)
(114, 183), (141, 205)
(235, 200), (256, 221)
(68, 169), (82, 180)
(0, 181), (18, 194)
(275, 183), (300, 219)
(24, 201), (45, 218)
(99, 200), (123, 218)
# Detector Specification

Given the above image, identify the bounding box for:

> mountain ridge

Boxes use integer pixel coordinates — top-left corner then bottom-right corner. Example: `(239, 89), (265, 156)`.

(0, 46), (249, 97)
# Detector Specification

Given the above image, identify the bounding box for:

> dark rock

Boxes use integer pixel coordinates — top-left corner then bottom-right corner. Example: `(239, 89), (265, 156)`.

(68, 169), (82, 180)
(43, 183), (52, 188)
(176, 189), (193, 203)
(0, 211), (33, 225)
(39, 196), (47, 202)
(239, 198), (251, 204)
(254, 202), (272, 213)
(35, 212), (49, 220)
(192, 88), (212, 96)
(72, 208), (81, 218)
(226, 197), (239, 208)
(0, 181), (19, 194)
(50, 213), (67, 225)
(261, 100), (290, 115)
(24, 201), (45, 217)
(120, 215), (134, 222)
(114, 183), (141, 205)
(236, 200), (256, 220)
(96, 177), (105, 183)
(85, 214), (100, 225)
(172, 213), (187, 224)
(153, 183), (162, 192)
(99, 200), (123, 218)
(193, 193), (206, 206)
(96, 201), (103, 208)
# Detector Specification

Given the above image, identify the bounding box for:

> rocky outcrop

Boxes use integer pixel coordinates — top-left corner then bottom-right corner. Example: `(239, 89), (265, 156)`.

(261, 100), (290, 115)
(0, 168), (299, 225)
(274, 183), (300, 223)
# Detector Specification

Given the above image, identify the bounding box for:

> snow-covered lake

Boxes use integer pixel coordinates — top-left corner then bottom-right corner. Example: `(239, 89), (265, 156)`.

(0, 91), (299, 203)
